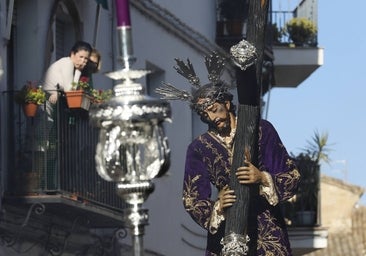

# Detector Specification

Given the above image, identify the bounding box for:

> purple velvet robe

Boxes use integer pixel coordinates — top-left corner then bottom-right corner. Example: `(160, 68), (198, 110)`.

(183, 119), (300, 255)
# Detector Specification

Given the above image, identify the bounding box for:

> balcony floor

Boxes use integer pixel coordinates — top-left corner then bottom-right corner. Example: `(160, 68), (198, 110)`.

(2, 193), (125, 229)
(288, 226), (328, 255)
(272, 45), (324, 87)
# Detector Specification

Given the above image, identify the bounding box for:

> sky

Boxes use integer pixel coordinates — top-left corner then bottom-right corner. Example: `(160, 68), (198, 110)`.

(267, 0), (366, 205)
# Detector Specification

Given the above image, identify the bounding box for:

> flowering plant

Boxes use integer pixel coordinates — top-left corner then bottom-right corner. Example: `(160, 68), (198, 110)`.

(72, 76), (91, 91)
(15, 81), (46, 105)
(70, 76), (113, 103)
(91, 88), (113, 103)
(284, 17), (317, 45)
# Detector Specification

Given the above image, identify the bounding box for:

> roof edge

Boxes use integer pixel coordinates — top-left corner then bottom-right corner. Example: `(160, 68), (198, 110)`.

(130, 0), (226, 57)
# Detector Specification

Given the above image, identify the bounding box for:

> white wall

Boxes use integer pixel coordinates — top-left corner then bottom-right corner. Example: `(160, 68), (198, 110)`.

(129, 2), (217, 255)
(0, 0), (219, 255)
(153, 0), (217, 41)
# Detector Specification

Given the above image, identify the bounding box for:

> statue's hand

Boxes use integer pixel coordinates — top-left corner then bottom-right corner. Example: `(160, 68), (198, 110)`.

(217, 185), (236, 213)
(236, 160), (268, 185)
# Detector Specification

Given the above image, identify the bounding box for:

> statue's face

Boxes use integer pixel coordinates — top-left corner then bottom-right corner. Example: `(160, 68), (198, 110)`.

(199, 100), (232, 135)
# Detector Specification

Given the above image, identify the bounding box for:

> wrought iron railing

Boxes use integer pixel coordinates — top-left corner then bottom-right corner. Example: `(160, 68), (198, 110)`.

(281, 155), (321, 228)
(3, 91), (126, 210)
(215, 0), (319, 47)
(270, 10), (294, 45)
(270, 10), (318, 46)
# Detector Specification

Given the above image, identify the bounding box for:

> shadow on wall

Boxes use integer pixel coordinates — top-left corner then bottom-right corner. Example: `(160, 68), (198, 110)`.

(0, 57), (3, 80)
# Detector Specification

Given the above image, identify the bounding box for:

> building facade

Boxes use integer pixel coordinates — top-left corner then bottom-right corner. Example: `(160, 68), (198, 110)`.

(0, 0), (324, 255)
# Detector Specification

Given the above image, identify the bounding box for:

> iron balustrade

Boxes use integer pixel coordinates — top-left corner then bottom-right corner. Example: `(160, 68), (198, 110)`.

(4, 92), (126, 211)
(270, 10), (318, 46)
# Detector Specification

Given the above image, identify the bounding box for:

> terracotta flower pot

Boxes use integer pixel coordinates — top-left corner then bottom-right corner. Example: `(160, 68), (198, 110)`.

(22, 103), (38, 117)
(65, 90), (91, 110)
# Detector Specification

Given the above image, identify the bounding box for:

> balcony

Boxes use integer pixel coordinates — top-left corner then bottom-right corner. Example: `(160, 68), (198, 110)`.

(0, 92), (129, 253)
(288, 227), (328, 255)
(215, 0), (323, 92)
(279, 154), (328, 255)
(270, 10), (324, 88)
(271, 45), (324, 87)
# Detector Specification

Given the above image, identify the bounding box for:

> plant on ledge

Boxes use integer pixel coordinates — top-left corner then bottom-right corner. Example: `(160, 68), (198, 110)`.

(292, 130), (332, 226)
(15, 81), (46, 117)
(91, 88), (113, 103)
(67, 77), (113, 108)
(269, 23), (284, 44)
(66, 76), (94, 109)
(15, 81), (46, 106)
(72, 76), (113, 103)
(284, 17), (317, 46)
(71, 76), (92, 92)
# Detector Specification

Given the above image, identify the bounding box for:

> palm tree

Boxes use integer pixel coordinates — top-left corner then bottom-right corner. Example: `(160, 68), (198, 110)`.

(303, 130), (332, 165)
(293, 130), (333, 225)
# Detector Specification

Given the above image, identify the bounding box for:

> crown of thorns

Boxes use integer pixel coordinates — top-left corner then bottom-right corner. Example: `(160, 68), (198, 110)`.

(155, 40), (257, 113)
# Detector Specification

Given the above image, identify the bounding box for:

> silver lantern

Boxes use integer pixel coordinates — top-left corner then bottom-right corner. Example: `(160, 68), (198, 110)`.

(89, 1), (171, 254)
(89, 69), (171, 255)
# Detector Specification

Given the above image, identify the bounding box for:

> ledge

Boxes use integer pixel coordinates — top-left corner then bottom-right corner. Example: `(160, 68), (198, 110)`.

(288, 226), (328, 255)
(272, 45), (324, 87)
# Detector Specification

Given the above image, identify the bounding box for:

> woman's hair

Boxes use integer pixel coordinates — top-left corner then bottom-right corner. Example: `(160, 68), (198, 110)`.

(90, 48), (102, 72)
(70, 41), (92, 55)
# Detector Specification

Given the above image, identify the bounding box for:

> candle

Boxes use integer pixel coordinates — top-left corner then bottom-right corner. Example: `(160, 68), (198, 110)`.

(115, 0), (131, 27)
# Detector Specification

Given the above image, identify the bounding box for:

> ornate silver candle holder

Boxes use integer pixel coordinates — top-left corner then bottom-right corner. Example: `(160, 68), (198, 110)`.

(89, 3), (171, 253)
(89, 67), (171, 255)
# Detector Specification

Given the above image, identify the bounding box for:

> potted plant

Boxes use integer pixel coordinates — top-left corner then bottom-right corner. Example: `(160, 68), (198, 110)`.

(293, 130), (332, 226)
(293, 153), (319, 225)
(15, 81), (46, 117)
(269, 23), (284, 44)
(284, 17), (317, 46)
(65, 76), (93, 110)
(90, 88), (113, 104)
(218, 0), (248, 36)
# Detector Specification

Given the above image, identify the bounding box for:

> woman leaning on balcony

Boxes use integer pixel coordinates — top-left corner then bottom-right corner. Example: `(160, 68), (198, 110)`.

(43, 41), (93, 104)
(32, 41), (93, 154)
